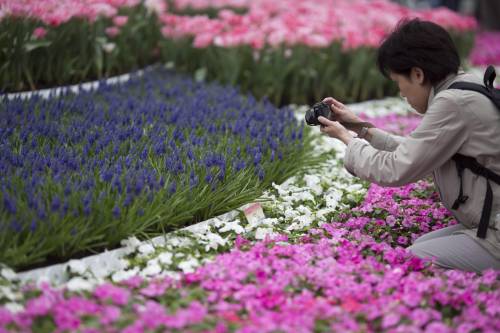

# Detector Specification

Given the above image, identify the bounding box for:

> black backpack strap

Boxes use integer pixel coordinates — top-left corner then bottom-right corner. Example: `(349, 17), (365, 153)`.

(448, 65), (499, 107)
(448, 81), (492, 100)
(452, 154), (500, 238)
(484, 65), (496, 89)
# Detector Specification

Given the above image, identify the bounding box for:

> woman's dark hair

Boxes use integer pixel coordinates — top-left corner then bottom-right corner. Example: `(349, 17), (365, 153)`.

(377, 18), (460, 85)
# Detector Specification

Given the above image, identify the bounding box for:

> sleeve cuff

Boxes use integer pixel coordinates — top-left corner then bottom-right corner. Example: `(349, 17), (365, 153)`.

(369, 128), (391, 151)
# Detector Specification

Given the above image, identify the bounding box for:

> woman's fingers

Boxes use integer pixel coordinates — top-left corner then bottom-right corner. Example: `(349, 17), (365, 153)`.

(330, 98), (345, 108)
(322, 97), (334, 105)
(318, 116), (335, 126)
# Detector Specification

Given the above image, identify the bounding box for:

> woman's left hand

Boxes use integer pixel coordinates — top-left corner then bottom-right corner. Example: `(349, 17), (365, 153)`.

(318, 116), (354, 145)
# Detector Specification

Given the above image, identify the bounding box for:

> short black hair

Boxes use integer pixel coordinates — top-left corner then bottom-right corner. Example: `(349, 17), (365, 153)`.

(377, 18), (460, 85)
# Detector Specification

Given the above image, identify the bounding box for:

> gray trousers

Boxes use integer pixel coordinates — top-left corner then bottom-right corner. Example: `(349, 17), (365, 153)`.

(407, 224), (500, 274)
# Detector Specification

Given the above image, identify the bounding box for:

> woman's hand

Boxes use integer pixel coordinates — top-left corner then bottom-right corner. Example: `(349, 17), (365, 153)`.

(318, 116), (354, 145)
(322, 97), (361, 123)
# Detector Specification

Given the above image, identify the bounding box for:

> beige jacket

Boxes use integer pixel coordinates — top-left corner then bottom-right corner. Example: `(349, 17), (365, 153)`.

(344, 70), (500, 259)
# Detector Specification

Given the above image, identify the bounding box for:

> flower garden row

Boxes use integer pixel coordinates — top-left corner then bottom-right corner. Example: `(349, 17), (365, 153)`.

(0, 67), (316, 270)
(1, 0), (477, 104)
(1, 99), (499, 332)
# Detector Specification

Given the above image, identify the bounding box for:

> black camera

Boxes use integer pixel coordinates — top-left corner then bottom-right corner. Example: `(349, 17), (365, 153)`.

(304, 102), (335, 126)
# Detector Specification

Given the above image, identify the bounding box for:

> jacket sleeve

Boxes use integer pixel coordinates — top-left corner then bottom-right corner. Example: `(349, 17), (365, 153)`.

(369, 128), (405, 152)
(344, 93), (468, 187)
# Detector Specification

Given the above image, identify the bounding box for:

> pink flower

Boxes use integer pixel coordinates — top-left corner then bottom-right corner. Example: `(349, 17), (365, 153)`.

(0, 308), (13, 325)
(93, 283), (130, 306)
(53, 305), (81, 331)
(100, 305), (121, 325)
(113, 15), (129, 27)
(105, 26), (120, 38)
(33, 27), (47, 39)
(382, 312), (401, 329)
(25, 295), (54, 316)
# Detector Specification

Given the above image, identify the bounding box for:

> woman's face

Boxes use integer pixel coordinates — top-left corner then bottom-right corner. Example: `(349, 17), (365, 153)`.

(390, 68), (432, 114)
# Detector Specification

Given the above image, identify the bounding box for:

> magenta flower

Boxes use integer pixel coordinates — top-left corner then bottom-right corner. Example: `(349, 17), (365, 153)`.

(32, 27), (47, 39)
(93, 283), (130, 306)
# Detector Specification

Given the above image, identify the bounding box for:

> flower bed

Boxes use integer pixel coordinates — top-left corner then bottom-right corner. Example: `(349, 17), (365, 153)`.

(1, 0), (476, 104)
(1, 99), (498, 332)
(0, 67), (314, 270)
(160, 0), (476, 105)
(470, 31), (500, 66)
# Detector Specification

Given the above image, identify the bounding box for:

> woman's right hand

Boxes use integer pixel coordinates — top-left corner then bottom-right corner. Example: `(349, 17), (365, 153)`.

(322, 97), (361, 123)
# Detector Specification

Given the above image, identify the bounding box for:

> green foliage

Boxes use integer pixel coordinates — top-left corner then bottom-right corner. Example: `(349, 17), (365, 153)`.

(0, 5), (161, 92)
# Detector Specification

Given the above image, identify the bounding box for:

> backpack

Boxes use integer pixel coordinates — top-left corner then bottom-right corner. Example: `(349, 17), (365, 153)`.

(447, 65), (500, 239)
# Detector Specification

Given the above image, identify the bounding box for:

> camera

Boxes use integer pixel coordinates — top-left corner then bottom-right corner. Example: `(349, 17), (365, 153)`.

(304, 102), (335, 126)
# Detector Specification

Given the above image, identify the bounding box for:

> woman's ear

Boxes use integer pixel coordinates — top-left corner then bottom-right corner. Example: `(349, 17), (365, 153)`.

(411, 67), (425, 85)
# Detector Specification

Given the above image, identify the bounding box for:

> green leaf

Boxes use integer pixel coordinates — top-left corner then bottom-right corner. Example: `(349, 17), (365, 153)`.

(24, 40), (51, 52)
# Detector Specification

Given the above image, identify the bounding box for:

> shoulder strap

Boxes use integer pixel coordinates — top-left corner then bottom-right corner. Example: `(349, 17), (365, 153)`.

(448, 65), (500, 109)
(484, 65), (496, 89)
(452, 154), (500, 239)
(448, 81), (491, 97)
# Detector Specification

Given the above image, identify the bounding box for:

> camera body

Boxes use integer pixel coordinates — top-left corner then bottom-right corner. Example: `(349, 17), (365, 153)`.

(304, 101), (335, 126)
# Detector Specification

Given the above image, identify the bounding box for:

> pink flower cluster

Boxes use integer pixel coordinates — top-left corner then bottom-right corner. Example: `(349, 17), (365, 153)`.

(2, 223), (498, 332)
(0, 0), (141, 26)
(160, 0), (477, 50)
(470, 31), (500, 66)
(362, 112), (423, 135)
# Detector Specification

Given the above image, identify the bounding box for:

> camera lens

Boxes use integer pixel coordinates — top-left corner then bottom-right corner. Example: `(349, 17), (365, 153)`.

(305, 109), (319, 126)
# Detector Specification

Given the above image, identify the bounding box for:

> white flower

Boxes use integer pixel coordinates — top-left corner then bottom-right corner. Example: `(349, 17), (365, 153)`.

(66, 277), (94, 292)
(218, 221), (245, 234)
(245, 217), (265, 232)
(211, 217), (226, 229)
(0, 286), (21, 301)
(121, 236), (141, 254)
(346, 184), (364, 192)
(316, 208), (335, 221)
(296, 205), (313, 216)
(89, 257), (119, 279)
(178, 257), (199, 274)
(5, 302), (24, 313)
(169, 236), (192, 247)
(157, 252), (173, 265)
(325, 189), (342, 209)
(290, 190), (315, 203)
(255, 227), (276, 240)
(304, 174), (322, 195)
(111, 268), (139, 283)
(102, 42), (116, 53)
(203, 233), (227, 251)
(144, 0), (166, 15)
(160, 270), (181, 280)
(261, 218), (279, 226)
(1, 267), (17, 281)
(286, 215), (313, 231)
(138, 243), (155, 256)
(67, 260), (88, 275)
(284, 208), (299, 219)
(141, 260), (162, 277)
(186, 222), (210, 235)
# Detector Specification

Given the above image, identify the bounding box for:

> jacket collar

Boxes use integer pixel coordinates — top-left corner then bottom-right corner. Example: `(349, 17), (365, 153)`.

(427, 69), (465, 108)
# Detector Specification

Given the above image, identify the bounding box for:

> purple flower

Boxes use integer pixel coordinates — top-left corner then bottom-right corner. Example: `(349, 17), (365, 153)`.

(112, 204), (121, 219)
(3, 193), (16, 214)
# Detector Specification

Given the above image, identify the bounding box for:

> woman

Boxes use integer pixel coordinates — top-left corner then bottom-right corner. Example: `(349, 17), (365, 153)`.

(318, 18), (500, 273)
